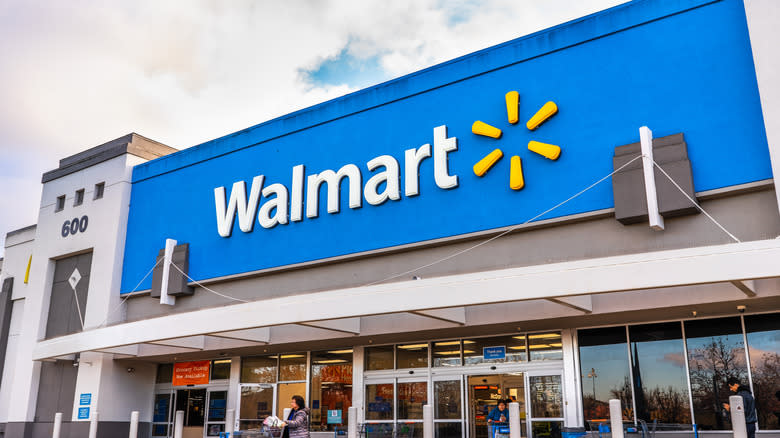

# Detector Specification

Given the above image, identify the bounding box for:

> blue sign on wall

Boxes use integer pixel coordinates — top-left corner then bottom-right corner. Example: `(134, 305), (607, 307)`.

(484, 346), (506, 360)
(79, 393), (91, 406)
(78, 407), (90, 420)
(121, 0), (770, 293)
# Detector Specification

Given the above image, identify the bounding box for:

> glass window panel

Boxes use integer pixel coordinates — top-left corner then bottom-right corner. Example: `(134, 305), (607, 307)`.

(277, 382), (306, 419)
(434, 380), (462, 420)
(463, 336), (527, 365)
(628, 322), (691, 425)
(397, 343), (429, 369)
(208, 391), (228, 421)
(528, 333), (562, 361)
(744, 313), (780, 430)
(398, 381), (427, 420)
(156, 363), (173, 383)
(241, 356), (277, 383)
(578, 327), (632, 423)
(279, 353), (307, 381)
(685, 317), (748, 430)
(211, 359), (231, 380)
(206, 424), (225, 436)
(311, 349), (353, 431)
(365, 423), (395, 438)
(531, 421), (562, 438)
(366, 346), (394, 371)
(433, 340), (462, 367)
(397, 422), (423, 438)
(435, 422), (462, 438)
(153, 393), (171, 423)
(239, 385), (273, 430)
(366, 383), (394, 421)
(529, 376), (563, 418)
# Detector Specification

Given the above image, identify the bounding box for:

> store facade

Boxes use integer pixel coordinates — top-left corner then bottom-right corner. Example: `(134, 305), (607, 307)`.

(2, 1), (780, 437)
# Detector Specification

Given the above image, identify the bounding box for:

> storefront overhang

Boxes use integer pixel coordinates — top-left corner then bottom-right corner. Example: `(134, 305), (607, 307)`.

(32, 238), (780, 361)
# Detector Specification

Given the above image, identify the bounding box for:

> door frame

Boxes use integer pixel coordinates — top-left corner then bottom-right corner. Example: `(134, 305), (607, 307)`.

(524, 369), (565, 438)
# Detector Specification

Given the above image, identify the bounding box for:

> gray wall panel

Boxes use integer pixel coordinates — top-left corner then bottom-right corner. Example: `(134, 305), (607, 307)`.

(0, 278), (14, 387)
(45, 253), (91, 339)
(34, 360), (77, 423)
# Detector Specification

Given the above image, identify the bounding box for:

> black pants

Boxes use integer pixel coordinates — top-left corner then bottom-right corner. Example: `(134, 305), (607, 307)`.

(746, 422), (756, 438)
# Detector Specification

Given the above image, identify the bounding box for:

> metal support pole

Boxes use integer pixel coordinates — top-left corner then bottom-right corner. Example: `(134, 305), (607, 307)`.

(88, 410), (99, 438)
(423, 405), (434, 438)
(174, 410), (184, 438)
(729, 395), (748, 438)
(129, 410), (139, 438)
(509, 402), (521, 438)
(348, 407), (358, 438)
(226, 408), (235, 434)
(609, 400), (624, 438)
(52, 412), (62, 438)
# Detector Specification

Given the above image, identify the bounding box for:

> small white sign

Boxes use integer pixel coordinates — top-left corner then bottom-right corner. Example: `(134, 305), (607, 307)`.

(68, 268), (82, 291)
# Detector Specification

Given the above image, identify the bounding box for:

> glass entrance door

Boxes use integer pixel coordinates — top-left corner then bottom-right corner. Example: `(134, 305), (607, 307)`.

(526, 373), (563, 438)
(238, 384), (275, 430)
(175, 389), (207, 438)
(467, 374), (527, 438)
(153, 391), (174, 437)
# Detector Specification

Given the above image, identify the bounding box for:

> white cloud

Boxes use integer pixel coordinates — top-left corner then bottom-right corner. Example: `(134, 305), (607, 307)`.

(0, 0), (625, 254)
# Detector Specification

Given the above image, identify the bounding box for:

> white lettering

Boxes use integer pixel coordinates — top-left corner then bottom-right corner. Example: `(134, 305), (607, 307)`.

(306, 164), (362, 218)
(404, 144), (431, 196)
(433, 125), (458, 189)
(214, 175), (264, 237)
(365, 155), (401, 205)
(259, 183), (289, 229)
(291, 164), (304, 222)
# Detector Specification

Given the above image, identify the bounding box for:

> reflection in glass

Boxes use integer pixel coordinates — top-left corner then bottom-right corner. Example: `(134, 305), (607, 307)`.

(277, 382), (306, 419)
(578, 327), (632, 423)
(628, 323), (691, 425)
(685, 317), (748, 430)
(398, 382), (427, 419)
(397, 343), (429, 368)
(366, 346), (394, 370)
(397, 422), (424, 438)
(434, 381), (462, 420)
(239, 385), (273, 430)
(463, 336), (526, 365)
(311, 350), (353, 431)
(433, 341), (462, 367)
(156, 363), (173, 383)
(241, 356), (277, 383)
(531, 421), (562, 438)
(529, 375), (562, 418)
(435, 422), (462, 438)
(528, 333), (562, 361)
(366, 384), (394, 421)
(744, 313), (780, 430)
(280, 354), (307, 381)
(364, 423), (395, 438)
(211, 359), (231, 380)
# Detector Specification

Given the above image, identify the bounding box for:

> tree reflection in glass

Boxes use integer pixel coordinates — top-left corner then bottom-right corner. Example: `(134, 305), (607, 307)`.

(744, 313), (780, 431)
(578, 327), (633, 423)
(628, 322), (691, 426)
(684, 317), (748, 430)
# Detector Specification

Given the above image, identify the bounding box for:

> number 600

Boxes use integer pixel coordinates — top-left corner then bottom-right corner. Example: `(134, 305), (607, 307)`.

(61, 215), (89, 238)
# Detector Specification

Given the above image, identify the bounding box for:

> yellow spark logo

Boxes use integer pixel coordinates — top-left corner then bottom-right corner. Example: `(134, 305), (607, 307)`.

(472, 91), (561, 190)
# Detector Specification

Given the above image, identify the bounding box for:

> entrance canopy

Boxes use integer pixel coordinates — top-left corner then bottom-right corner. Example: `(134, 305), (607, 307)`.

(32, 238), (780, 361)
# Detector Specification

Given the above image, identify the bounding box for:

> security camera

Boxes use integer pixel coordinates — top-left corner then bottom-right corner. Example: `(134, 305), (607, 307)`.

(737, 305), (746, 313)
(126, 367), (135, 373)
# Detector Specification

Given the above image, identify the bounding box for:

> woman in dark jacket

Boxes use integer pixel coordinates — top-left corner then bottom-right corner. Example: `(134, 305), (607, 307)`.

(487, 399), (510, 438)
(281, 395), (310, 438)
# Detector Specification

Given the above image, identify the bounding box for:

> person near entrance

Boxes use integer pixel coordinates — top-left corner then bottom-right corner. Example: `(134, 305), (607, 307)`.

(487, 399), (511, 438)
(281, 395), (310, 438)
(722, 378), (757, 438)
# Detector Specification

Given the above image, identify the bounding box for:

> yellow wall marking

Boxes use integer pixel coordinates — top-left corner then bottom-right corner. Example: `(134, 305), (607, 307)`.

(472, 121), (502, 138)
(473, 149), (504, 176)
(505, 91), (519, 124)
(24, 255), (32, 284)
(510, 156), (524, 190)
(526, 101), (558, 130)
(528, 141), (561, 160)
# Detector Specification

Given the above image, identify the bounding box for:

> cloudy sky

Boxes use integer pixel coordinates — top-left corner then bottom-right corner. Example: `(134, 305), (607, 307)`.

(0, 0), (626, 254)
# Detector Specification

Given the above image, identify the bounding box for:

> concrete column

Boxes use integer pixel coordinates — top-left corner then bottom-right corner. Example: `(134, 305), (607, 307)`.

(348, 407), (358, 438)
(509, 402), (521, 438)
(609, 400), (624, 438)
(129, 410), (139, 438)
(174, 410), (184, 438)
(226, 408), (235, 434)
(52, 412), (62, 438)
(423, 405), (433, 438)
(88, 410), (99, 438)
(729, 395), (748, 438)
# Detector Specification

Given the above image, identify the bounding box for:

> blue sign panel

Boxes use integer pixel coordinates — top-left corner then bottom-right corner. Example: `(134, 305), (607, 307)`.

(121, 0), (770, 293)
(79, 393), (91, 406)
(327, 410), (343, 424)
(78, 407), (90, 420)
(484, 346), (506, 360)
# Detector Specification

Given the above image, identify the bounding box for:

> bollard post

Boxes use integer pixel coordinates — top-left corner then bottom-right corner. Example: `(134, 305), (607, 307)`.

(348, 407), (358, 438)
(226, 408), (235, 435)
(729, 395), (747, 438)
(609, 400), (624, 438)
(88, 410), (99, 438)
(423, 405), (433, 438)
(129, 410), (139, 438)
(508, 402), (521, 438)
(174, 410), (184, 438)
(52, 412), (62, 438)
